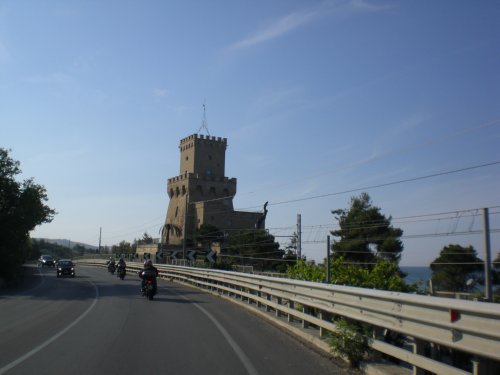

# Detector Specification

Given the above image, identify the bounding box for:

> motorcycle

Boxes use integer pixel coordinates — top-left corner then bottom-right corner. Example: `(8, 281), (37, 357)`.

(117, 266), (126, 280)
(108, 263), (116, 275)
(143, 279), (155, 300)
(140, 269), (157, 300)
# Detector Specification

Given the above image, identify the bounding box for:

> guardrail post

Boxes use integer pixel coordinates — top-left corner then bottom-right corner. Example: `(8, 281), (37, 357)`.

(319, 311), (329, 337)
(266, 294), (272, 312)
(319, 311), (324, 337)
(472, 357), (480, 375)
(412, 338), (426, 375)
(276, 297), (282, 317)
(302, 306), (309, 328)
(288, 301), (294, 322)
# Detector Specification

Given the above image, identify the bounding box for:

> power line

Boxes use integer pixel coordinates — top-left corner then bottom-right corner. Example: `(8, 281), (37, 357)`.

(301, 228), (500, 244)
(265, 161), (500, 207)
(235, 118), (500, 201)
(101, 160), (500, 244)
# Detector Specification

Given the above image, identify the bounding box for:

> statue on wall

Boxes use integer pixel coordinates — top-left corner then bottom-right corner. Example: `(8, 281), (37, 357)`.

(255, 201), (268, 229)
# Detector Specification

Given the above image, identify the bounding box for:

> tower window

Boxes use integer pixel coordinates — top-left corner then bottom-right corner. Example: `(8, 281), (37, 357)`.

(175, 207), (179, 217)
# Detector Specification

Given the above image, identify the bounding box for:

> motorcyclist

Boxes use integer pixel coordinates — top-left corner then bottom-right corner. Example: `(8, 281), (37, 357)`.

(116, 257), (126, 277)
(139, 259), (159, 296)
(107, 257), (116, 273)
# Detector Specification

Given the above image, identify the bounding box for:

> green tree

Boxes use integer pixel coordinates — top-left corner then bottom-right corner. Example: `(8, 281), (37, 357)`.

(112, 240), (134, 255)
(287, 260), (325, 282)
(430, 244), (483, 292)
(287, 258), (412, 292)
(140, 232), (154, 244)
(328, 318), (370, 368)
(284, 231), (303, 260)
(331, 193), (403, 265)
(492, 252), (500, 280)
(0, 149), (55, 282)
(225, 229), (283, 271)
(31, 239), (73, 260)
(195, 224), (224, 249)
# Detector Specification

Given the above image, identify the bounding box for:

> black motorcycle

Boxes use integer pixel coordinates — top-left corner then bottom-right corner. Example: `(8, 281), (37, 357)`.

(140, 269), (157, 300)
(143, 278), (155, 300)
(117, 266), (126, 280)
(108, 263), (116, 275)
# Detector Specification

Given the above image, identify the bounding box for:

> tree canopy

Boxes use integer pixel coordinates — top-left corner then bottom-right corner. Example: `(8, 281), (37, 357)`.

(287, 258), (413, 292)
(195, 223), (224, 248)
(31, 239), (74, 260)
(430, 244), (483, 292)
(493, 252), (500, 285)
(224, 229), (283, 271)
(0, 148), (55, 282)
(330, 193), (403, 265)
(111, 240), (135, 255)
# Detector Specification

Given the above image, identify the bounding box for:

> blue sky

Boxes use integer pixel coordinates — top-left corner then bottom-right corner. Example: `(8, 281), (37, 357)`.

(1, 0), (499, 266)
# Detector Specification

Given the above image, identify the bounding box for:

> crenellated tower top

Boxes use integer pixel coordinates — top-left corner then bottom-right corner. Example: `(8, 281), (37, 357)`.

(179, 133), (227, 179)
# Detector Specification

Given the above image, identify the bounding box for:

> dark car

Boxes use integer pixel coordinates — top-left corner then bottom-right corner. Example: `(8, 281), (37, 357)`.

(56, 259), (75, 277)
(38, 255), (55, 267)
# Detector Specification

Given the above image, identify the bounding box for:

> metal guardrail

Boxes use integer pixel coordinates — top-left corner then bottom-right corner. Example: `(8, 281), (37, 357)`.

(77, 259), (500, 375)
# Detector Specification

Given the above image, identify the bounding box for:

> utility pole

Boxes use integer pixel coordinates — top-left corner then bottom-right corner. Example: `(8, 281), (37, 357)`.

(297, 214), (302, 260)
(483, 208), (492, 302)
(326, 235), (331, 284)
(98, 227), (102, 254)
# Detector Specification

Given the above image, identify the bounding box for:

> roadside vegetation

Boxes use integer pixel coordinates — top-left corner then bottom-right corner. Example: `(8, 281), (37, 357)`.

(0, 149), (55, 284)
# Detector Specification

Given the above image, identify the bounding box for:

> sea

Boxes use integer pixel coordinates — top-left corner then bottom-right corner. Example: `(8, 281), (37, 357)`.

(401, 266), (432, 287)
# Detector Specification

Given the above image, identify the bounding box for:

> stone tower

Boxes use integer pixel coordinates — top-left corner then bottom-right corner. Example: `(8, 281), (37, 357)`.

(163, 133), (261, 247)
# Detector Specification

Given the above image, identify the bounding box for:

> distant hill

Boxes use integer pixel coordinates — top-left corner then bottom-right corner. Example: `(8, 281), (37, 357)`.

(34, 238), (98, 251)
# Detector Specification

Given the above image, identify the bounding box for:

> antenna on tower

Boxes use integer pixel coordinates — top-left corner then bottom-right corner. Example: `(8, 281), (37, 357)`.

(198, 99), (210, 136)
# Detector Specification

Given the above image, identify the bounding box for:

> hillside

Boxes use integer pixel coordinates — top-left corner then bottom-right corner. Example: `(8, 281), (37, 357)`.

(33, 238), (98, 251)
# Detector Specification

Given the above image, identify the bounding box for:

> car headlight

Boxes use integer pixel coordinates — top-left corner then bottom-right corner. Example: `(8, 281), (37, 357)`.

(58, 268), (62, 271)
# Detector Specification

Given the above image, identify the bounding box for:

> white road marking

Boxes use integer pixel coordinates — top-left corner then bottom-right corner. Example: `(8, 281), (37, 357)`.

(174, 290), (259, 375)
(0, 279), (99, 374)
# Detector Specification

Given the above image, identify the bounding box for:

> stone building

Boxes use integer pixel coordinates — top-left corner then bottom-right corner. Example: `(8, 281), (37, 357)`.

(162, 133), (263, 247)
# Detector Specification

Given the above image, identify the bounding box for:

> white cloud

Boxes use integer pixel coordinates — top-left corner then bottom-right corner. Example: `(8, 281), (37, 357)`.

(226, 1), (390, 51)
(348, 0), (391, 12)
(227, 6), (324, 51)
(154, 88), (169, 97)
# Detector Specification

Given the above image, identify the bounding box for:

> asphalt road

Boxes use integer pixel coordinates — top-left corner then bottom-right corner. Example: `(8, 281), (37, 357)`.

(0, 265), (350, 375)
